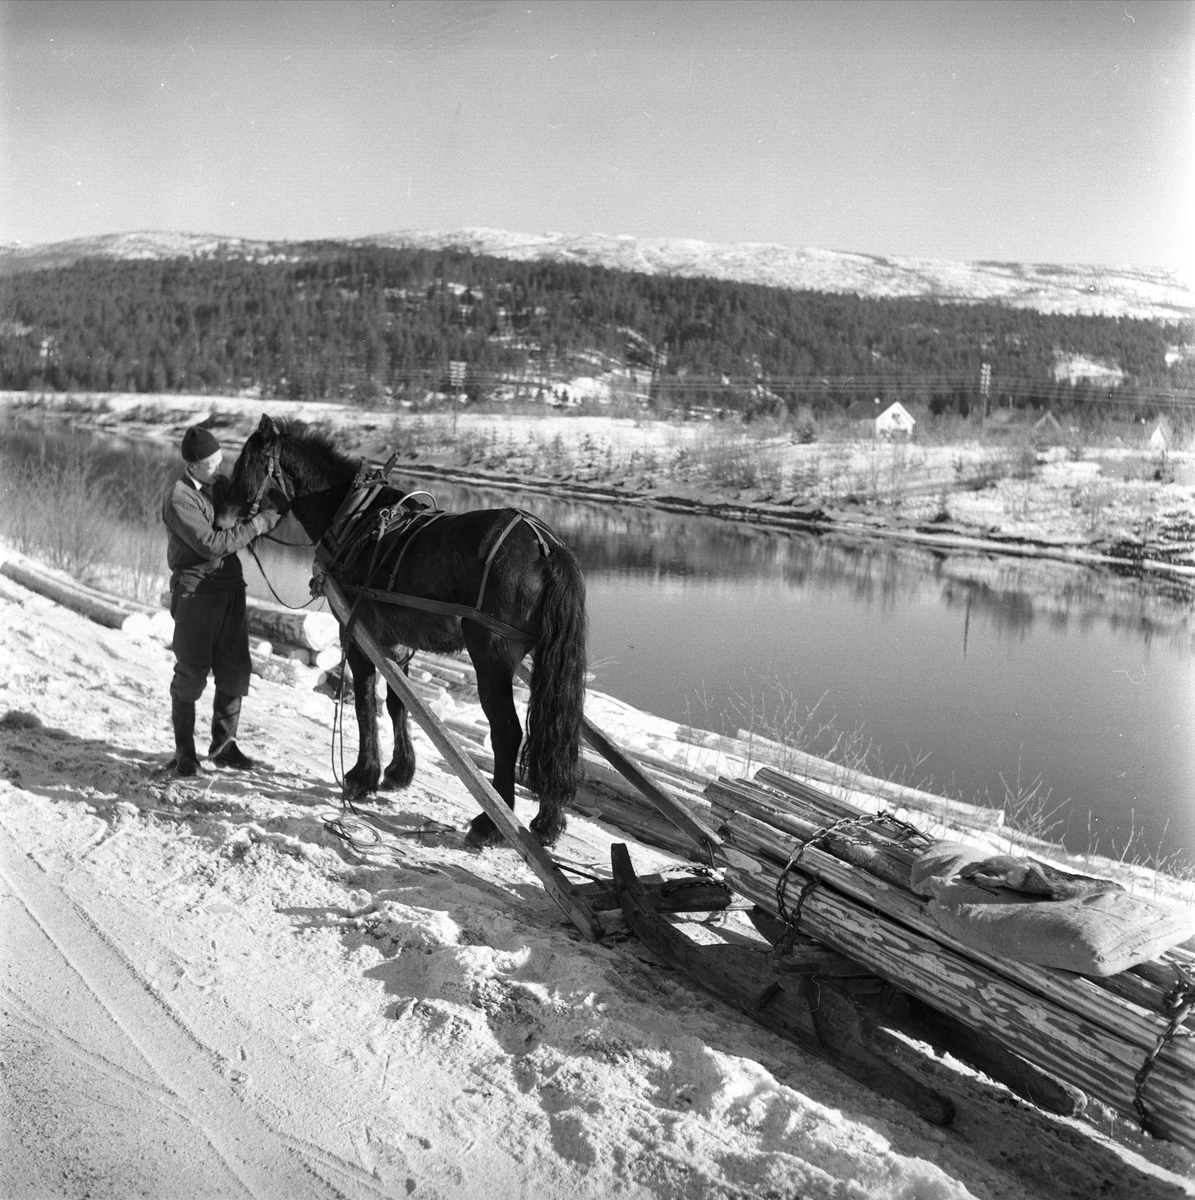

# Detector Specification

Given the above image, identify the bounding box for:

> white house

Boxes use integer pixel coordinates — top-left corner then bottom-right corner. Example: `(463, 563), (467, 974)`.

(848, 398), (916, 437)
(876, 400), (916, 437)
(1148, 419), (1172, 454)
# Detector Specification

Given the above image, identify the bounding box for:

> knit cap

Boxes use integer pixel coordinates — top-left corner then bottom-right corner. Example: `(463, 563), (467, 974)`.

(181, 426), (221, 462)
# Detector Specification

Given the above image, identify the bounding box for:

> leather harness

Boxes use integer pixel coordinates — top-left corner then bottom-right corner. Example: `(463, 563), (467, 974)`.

(297, 455), (556, 644)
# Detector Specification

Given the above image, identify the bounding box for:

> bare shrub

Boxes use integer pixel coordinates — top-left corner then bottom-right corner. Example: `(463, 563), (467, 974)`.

(699, 441), (760, 490)
(0, 447), (117, 581)
(955, 450), (1008, 491)
(1072, 481), (1117, 535)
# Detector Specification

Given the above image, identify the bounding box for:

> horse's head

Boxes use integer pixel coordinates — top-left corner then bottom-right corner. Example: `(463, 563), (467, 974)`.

(220, 414), (292, 527)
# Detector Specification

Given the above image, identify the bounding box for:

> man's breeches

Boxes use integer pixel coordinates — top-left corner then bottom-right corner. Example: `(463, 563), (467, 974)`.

(170, 589), (252, 702)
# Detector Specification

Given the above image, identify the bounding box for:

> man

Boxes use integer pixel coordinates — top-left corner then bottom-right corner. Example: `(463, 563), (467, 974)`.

(162, 425), (281, 775)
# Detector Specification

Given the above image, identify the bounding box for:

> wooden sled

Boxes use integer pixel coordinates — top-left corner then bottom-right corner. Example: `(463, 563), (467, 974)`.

(610, 842), (955, 1125)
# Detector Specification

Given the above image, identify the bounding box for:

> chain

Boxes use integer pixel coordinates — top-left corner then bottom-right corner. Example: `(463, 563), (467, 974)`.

(1133, 963), (1195, 1136)
(775, 815), (860, 955)
(772, 809), (928, 958)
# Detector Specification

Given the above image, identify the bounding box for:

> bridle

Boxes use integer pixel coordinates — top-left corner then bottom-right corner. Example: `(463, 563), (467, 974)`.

(246, 439), (294, 518)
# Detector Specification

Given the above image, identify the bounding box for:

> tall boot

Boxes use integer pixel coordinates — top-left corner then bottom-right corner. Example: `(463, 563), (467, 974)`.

(171, 697), (200, 777)
(210, 690), (255, 769)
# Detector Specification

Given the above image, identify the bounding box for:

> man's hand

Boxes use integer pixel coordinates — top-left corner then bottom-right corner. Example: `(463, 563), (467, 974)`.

(251, 509), (283, 536)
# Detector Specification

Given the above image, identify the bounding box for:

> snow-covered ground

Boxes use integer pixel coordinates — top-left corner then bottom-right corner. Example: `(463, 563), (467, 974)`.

(3, 555), (1194, 1199)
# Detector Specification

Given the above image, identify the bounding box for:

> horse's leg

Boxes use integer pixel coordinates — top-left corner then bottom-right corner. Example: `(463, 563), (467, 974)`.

(465, 652), (523, 848)
(343, 640), (382, 800)
(381, 667), (416, 790)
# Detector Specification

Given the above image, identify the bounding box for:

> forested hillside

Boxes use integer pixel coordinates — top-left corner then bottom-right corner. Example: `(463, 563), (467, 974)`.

(1, 246), (1190, 416)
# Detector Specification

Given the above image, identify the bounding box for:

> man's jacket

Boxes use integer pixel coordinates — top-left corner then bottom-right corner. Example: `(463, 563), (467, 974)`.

(162, 473), (261, 595)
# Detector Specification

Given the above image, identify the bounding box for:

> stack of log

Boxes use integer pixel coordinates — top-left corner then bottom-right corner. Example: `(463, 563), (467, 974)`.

(706, 767), (1195, 1150)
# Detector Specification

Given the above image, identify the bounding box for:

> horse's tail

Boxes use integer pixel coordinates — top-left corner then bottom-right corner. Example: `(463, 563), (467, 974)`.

(520, 543), (587, 842)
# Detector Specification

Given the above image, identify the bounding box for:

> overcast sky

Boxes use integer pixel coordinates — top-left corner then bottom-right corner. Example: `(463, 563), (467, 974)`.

(2, 0), (1192, 270)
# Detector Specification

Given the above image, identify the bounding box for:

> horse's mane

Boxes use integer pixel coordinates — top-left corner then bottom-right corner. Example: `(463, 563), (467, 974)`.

(274, 418), (359, 479)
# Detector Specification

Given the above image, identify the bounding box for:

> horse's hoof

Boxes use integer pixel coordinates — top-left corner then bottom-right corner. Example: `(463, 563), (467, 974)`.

(465, 814), (504, 849)
(530, 811), (566, 848)
(342, 781), (375, 806)
(380, 764), (416, 791)
(344, 768), (380, 800)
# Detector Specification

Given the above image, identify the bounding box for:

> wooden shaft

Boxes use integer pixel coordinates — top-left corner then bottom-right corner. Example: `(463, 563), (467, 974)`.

(320, 576), (603, 943)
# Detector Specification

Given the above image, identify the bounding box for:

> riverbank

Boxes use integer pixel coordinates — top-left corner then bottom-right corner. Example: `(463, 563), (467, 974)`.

(4, 390), (1194, 860)
(2, 552), (1194, 1198)
(5, 390), (1195, 586)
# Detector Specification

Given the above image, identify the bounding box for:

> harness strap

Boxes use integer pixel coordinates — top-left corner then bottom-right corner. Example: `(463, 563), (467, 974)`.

(475, 512), (525, 612)
(338, 584), (533, 642)
(520, 511), (559, 558)
(315, 500), (557, 647)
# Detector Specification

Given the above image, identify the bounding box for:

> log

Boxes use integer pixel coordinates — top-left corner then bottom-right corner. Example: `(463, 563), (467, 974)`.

(746, 906), (1085, 1116)
(737, 767), (1195, 1027)
(898, 997), (1087, 1118)
(611, 844), (955, 1126)
(0, 559), (160, 616)
(2, 560), (141, 630)
(156, 590), (339, 652)
(319, 572), (603, 943)
(242, 599), (339, 652)
(708, 778), (923, 889)
(709, 777), (1195, 1058)
(575, 783), (700, 860)
(749, 747), (1003, 830)
(311, 646), (344, 670)
(677, 725), (1003, 831)
(721, 859), (1195, 1148)
(579, 751), (712, 814)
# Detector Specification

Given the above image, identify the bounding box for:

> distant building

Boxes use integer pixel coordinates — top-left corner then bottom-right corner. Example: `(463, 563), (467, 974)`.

(1148, 418), (1172, 454)
(986, 407), (1037, 429)
(1032, 410), (1064, 443)
(847, 398), (916, 438)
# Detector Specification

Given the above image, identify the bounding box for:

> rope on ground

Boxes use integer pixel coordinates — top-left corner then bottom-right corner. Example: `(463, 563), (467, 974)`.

(321, 810), (458, 862)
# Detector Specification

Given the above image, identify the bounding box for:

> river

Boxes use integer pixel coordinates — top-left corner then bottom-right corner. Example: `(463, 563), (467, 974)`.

(3, 411), (1193, 863)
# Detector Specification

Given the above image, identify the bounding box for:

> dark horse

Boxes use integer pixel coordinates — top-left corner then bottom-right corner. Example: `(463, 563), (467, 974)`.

(222, 415), (587, 848)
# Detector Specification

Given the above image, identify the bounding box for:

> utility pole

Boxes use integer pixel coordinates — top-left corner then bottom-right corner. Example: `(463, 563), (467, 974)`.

(980, 361), (991, 435)
(448, 360), (466, 440)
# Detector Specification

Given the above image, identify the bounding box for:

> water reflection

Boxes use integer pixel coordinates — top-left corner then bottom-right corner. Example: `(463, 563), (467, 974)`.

(3, 412), (1192, 859)
(392, 470), (1195, 656)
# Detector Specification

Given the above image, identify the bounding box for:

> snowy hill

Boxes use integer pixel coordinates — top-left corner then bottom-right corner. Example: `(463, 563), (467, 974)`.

(2, 227), (1191, 322)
